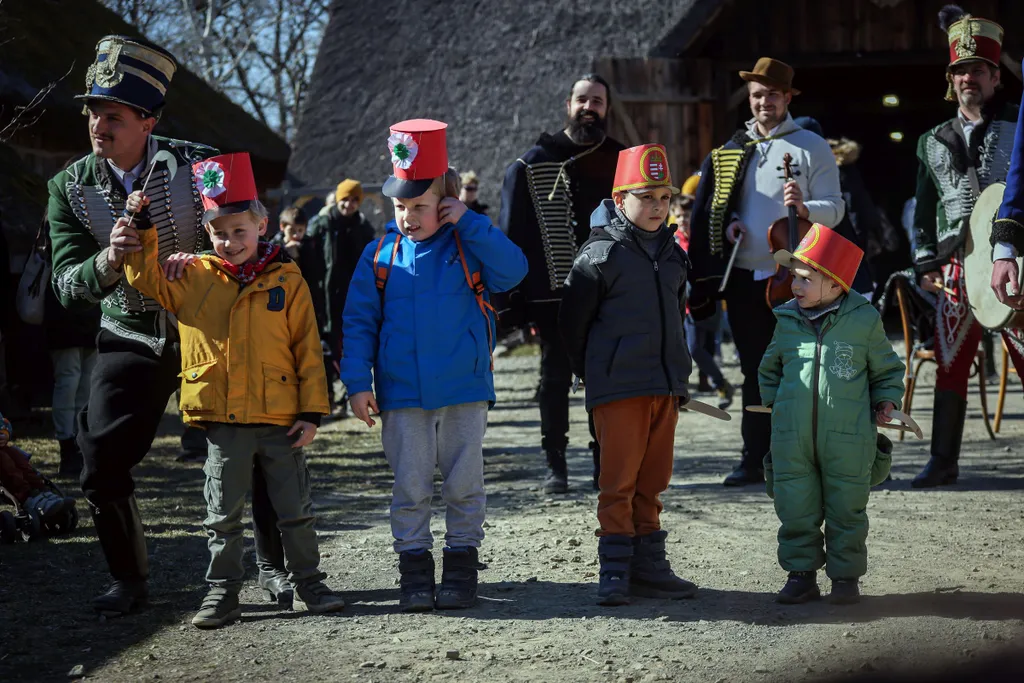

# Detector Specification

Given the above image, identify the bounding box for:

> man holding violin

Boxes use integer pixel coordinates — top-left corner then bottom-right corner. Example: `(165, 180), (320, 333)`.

(914, 7), (1021, 488)
(688, 58), (844, 487)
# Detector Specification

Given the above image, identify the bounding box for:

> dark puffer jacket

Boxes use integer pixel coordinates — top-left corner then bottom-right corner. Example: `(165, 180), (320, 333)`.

(559, 200), (692, 410)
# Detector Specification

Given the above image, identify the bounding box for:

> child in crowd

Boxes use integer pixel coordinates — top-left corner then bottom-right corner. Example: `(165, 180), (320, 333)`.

(117, 152), (343, 629)
(341, 120), (527, 612)
(759, 223), (904, 605)
(559, 144), (698, 606)
(0, 412), (71, 522)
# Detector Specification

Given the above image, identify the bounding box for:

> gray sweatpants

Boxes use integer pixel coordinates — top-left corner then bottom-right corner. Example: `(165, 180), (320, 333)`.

(380, 402), (488, 553)
(203, 423), (322, 590)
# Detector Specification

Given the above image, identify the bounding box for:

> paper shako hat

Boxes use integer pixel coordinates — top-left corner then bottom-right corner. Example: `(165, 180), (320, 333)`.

(382, 119), (449, 198)
(77, 35), (177, 116)
(192, 153), (258, 224)
(612, 143), (678, 194)
(773, 223), (864, 293)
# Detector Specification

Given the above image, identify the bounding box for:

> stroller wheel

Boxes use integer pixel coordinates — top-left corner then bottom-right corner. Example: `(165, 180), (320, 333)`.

(22, 509), (42, 542)
(0, 511), (17, 544)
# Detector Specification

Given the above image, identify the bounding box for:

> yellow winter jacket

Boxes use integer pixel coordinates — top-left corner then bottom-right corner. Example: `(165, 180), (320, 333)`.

(123, 229), (329, 427)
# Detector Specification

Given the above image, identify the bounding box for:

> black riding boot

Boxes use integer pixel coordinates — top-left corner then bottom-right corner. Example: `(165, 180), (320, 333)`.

(543, 449), (568, 494)
(912, 390), (965, 488)
(252, 464), (291, 607)
(91, 495), (149, 616)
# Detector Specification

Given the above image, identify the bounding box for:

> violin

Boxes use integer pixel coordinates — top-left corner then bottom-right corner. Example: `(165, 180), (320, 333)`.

(765, 152), (813, 308)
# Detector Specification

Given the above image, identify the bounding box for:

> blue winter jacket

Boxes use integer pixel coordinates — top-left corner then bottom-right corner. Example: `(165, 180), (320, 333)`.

(340, 210), (528, 411)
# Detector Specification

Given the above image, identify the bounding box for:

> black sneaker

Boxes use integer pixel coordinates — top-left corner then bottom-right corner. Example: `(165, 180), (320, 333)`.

(830, 578), (860, 605)
(191, 588), (241, 629)
(777, 571), (821, 604)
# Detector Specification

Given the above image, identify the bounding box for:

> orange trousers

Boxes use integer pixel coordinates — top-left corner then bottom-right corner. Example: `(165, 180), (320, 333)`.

(592, 395), (678, 537)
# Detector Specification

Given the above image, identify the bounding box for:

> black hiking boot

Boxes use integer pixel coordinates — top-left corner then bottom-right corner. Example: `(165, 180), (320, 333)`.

(258, 569), (294, 608)
(57, 438), (83, 478)
(912, 391), (966, 489)
(543, 449), (568, 494)
(723, 463), (765, 487)
(590, 441), (601, 491)
(630, 530), (698, 599)
(90, 495), (149, 617)
(830, 578), (860, 605)
(435, 546), (484, 610)
(597, 535), (633, 606)
(776, 571), (821, 604)
(191, 587), (241, 629)
(398, 550), (435, 613)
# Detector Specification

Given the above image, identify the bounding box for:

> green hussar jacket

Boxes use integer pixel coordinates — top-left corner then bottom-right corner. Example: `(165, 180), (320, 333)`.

(758, 292), (905, 460)
(912, 98), (1018, 274)
(48, 135), (217, 354)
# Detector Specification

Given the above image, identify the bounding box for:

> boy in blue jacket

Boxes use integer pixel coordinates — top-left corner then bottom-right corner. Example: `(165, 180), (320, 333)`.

(341, 120), (527, 612)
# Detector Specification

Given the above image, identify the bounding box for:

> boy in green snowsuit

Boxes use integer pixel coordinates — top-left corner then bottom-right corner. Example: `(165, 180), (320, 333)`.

(759, 223), (905, 605)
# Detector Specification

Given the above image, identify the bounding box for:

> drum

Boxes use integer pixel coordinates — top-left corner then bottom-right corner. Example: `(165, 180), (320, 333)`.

(964, 182), (1024, 330)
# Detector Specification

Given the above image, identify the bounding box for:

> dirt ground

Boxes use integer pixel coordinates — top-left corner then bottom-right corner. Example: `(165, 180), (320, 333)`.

(2, 343), (1024, 683)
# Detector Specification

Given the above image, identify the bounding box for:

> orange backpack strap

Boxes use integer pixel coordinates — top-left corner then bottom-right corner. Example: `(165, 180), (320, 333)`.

(372, 233), (403, 304)
(453, 231), (498, 370)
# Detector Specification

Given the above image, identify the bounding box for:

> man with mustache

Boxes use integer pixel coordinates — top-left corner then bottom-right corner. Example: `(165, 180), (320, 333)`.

(687, 58), (844, 487)
(47, 36), (288, 615)
(499, 74), (625, 493)
(912, 7), (1024, 488)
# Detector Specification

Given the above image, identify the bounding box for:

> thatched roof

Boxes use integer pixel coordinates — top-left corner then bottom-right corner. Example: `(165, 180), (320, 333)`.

(0, 0), (290, 184)
(290, 0), (698, 206)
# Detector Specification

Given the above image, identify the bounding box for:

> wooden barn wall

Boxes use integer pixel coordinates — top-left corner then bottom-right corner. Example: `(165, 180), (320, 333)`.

(691, 0), (1024, 66)
(592, 57), (726, 178)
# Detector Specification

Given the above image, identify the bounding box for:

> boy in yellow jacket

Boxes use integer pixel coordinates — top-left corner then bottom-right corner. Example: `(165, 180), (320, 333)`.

(113, 153), (343, 629)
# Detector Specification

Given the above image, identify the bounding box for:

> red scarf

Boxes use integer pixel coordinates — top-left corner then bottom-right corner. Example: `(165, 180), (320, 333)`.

(218, 242), (280, 285)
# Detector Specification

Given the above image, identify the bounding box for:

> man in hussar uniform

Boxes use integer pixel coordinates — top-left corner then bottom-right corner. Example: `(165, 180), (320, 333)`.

(913, 6), (1024, 488)
(48, 36), (287, 616)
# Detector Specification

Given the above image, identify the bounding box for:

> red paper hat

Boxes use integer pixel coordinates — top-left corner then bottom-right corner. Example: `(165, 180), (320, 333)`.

(773, 223), (863, 292)
(612, 144), (677, 194)
(193, 152), (258, 224)
(382, 119), (449, 199)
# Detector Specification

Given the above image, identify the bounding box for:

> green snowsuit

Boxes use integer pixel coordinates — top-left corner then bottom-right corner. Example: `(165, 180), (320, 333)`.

(758, 292), (905, 579)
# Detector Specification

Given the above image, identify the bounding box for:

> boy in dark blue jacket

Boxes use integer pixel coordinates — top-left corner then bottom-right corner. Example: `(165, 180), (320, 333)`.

(341, 120), (527, 612)
(560, 144), (697, 606)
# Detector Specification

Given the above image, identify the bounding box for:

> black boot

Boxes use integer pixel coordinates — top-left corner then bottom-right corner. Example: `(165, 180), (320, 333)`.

(597, 535), (632, 606)
(830, 578), (860, 605)
(590, 441), (601, 491)
(723, 460), (765, 487)
(630, 530), (698, 599)
(90, 495), (149, 616)
(912, 390), (965, 489)
(777, 571), (820, 604)
(251, 464), (291, 607)
(435, 546), (484, 610)
(57, 438), (83, 478)
(543, 449), (568, 494)
(398, 550), (435, 613)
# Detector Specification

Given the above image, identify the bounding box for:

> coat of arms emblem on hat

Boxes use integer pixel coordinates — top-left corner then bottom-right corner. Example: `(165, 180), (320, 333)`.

(640, 147), (668, 183)
(85, 37), (125, 90)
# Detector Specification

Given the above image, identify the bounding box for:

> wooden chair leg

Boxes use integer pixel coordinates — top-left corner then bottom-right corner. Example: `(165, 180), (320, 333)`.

(977, 357), (996, 440)
(995, 341), (1009, 434)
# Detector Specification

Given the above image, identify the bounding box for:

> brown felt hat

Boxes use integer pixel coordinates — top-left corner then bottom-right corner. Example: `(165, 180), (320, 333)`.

(739, 57), (801, 96)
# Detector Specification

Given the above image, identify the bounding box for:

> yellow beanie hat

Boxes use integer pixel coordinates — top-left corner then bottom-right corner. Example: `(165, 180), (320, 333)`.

(681, 174), (700, 198)
(335, 179), (364, 204)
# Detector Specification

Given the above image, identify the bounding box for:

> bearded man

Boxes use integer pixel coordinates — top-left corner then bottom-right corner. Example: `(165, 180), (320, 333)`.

(499, 74), (625, 493)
